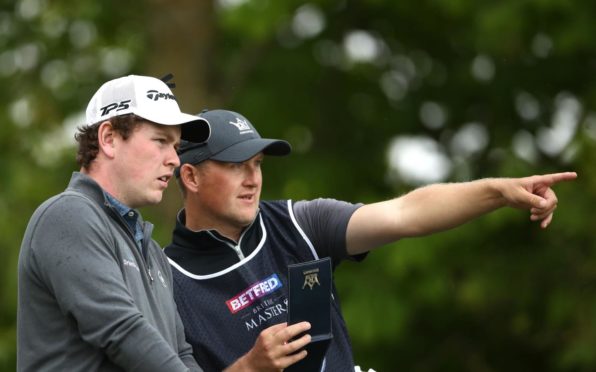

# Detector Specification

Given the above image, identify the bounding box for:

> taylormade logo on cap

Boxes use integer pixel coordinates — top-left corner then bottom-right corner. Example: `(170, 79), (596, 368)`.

(84, 75), (211, 142)
(145, 90), (176, 102)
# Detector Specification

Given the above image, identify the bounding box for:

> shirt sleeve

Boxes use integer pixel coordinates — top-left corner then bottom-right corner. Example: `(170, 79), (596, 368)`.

(176, 311), (203, 371)
(29, 194), (192, 372)
(292, 198), (365, 263)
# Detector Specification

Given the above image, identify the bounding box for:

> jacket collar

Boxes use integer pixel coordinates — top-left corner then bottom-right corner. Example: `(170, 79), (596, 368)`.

(67, 171), (107, 205)
(66, 171), (146, 226)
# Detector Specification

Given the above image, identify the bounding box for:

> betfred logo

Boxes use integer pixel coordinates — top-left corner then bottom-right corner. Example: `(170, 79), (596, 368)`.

(226, 274), (283, 314)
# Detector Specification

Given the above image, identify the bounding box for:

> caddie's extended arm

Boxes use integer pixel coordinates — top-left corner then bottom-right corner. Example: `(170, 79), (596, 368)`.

(345, 172), (577, 255)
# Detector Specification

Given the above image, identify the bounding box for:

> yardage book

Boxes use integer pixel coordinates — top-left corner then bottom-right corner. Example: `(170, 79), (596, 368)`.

(286, 257), (333, 372)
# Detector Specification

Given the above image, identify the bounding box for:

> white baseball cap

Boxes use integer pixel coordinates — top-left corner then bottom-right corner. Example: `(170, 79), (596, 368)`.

(85, 75), (210, 142)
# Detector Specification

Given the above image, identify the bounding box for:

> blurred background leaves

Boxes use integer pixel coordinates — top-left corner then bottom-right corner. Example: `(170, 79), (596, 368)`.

(2, 0), (596, 370)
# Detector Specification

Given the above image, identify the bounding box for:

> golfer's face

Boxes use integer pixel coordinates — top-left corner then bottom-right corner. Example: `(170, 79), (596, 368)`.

(112, 122), (181, 208)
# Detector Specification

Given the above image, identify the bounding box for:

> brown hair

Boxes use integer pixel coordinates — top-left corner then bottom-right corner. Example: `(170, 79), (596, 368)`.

(75, 114), (140, 170)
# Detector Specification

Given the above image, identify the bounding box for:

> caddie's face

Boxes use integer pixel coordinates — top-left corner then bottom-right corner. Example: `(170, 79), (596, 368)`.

(112, 122), (181, 208)
(193, 153), (263, 236)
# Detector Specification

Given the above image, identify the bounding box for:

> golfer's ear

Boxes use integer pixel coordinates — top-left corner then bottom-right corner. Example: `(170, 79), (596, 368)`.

(97, 121), (116, 158)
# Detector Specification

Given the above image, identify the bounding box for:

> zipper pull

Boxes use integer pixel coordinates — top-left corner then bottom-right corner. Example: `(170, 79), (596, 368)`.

(233, 245), (245, 260)
(147, 268), (154, 282)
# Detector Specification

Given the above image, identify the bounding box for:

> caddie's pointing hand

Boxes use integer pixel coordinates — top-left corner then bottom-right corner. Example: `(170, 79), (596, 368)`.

(500, 172), (577, 228)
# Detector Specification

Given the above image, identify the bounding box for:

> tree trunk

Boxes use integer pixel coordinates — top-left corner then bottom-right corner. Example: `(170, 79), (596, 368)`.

(146, 0), (218, 113)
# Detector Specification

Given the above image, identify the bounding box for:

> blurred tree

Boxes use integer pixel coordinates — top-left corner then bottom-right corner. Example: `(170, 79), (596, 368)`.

(2, 0), (596, 371)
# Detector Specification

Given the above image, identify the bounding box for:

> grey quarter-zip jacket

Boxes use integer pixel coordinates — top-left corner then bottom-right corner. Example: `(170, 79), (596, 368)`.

(17, 172), (202, 372)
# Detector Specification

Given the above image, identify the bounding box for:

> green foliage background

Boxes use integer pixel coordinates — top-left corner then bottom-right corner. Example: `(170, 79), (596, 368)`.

(2, 0), (596, 370)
